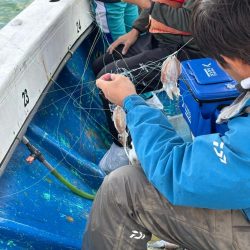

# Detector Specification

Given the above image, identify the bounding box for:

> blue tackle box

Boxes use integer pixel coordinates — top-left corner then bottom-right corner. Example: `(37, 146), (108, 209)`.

(179, 58), (240, 136)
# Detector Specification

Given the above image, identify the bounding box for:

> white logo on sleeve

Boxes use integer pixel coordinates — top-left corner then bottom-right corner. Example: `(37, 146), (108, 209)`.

(130, 230), (145, 240)
(213, 141), (227, 164)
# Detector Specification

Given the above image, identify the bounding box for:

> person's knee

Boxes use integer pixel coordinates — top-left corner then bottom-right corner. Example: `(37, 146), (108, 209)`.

(104, 165), (134, 189)
(98, 166), (147, 206)
(103, 165), (145, 199)
(96, 167), (133, 206)
(109, 165), (142, 183)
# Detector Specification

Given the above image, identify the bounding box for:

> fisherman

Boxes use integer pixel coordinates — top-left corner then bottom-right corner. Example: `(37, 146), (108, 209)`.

(83, 0), (250, 249)
(92, 0), (139, 43)
(94, 0), (203, 172)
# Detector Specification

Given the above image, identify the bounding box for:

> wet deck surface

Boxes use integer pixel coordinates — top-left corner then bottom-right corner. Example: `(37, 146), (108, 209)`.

(0, 30), (108, 249)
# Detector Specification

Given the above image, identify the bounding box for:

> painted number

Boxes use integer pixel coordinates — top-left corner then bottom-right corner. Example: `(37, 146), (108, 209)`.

(76, 20), (81, 33)
(22, 89), (29, 107)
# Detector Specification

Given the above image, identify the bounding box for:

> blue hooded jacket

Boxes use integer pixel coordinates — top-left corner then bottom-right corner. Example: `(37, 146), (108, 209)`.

(123, 93), (250, 212)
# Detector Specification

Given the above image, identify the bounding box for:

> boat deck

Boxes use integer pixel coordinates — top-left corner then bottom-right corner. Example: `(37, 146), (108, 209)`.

(0, 30), (108, 249)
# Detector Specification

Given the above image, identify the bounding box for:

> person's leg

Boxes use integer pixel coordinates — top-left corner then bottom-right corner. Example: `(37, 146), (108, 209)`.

(104, 2), (128, 42)
(83, 165), (250, 250)
(97, 45), (176, 92)
(95, 1), (139, 43)
(124, 3), (139, 33)
(93, 1), (118, 44)
(92, 33), (153, 77)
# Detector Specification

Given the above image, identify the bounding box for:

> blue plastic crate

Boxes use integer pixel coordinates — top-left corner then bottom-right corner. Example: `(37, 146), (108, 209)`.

(179, 58), (239, 136)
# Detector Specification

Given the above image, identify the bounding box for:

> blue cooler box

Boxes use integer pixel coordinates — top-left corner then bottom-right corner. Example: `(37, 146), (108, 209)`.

(179, 58), (239, 136)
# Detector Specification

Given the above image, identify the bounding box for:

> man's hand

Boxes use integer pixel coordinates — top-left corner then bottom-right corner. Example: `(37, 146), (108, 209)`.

(107, 29), (140, 55)
(122, 0), (152, 9)
(96, 74), (137, 107)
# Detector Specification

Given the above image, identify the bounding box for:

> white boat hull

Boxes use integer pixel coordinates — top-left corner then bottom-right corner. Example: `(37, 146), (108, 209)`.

(0, 0), (93, 172)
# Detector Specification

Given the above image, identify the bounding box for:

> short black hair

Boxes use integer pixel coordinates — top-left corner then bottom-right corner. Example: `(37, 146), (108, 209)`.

(191, 0), (250, 66)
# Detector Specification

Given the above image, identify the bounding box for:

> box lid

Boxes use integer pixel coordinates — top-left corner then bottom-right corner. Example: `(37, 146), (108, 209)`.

(181, 58), (239, 101)
(187, 58), (232, 84)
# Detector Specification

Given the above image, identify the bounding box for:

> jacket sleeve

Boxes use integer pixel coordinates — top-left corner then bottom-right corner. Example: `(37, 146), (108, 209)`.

(132, 9), (150, 33)
(152, 0), (195, 32)
(123, 95), (250, 210)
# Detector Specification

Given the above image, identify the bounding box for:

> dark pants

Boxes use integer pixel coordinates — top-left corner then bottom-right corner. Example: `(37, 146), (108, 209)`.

(93, 34), (202, 146)
(83, 165), (250, 250)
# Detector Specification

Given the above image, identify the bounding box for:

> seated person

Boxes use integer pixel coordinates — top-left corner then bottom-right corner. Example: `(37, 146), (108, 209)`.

(94, 0), (203, 172)
(92, 0), (139, 43)
(83, 0), (250, 249)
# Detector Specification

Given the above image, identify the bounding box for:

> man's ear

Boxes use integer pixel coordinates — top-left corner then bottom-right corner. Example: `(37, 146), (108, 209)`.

(221, 55), (250, 81)
(221, 56), (241, 68)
